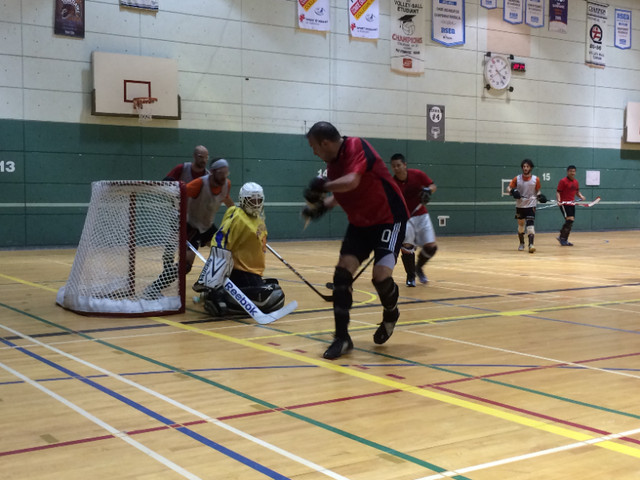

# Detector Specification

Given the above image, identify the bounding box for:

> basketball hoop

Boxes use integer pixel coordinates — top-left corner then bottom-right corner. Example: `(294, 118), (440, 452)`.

(132, 97), (158, 123)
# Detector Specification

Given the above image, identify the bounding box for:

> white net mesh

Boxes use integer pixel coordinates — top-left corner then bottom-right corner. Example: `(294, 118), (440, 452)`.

(57, 181), (185, 316)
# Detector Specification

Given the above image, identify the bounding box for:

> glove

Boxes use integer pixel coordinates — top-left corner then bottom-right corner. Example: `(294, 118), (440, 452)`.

(420, 187), (432, 205)
(303, 176), (328, 204)
(301, 202), (328, 221)
(510, 188), (521, 199)
(537, 193), (548, 203)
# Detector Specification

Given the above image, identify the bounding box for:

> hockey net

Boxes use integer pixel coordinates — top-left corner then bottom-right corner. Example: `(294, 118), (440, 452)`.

(57, 181), (187, 316)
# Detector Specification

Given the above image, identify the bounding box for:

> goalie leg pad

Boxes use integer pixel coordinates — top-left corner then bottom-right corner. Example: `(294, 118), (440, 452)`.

(194, 246), (234, 292)
(333, 267), (353, 339)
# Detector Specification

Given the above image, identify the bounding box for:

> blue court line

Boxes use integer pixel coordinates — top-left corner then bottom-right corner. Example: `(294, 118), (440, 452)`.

(0, 335), (290, 480)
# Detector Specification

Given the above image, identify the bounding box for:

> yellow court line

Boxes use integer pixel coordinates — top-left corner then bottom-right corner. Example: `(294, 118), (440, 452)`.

(5, 269), (640, 458)
(153, 316), (640, 460)
(0, 273), (58, 293)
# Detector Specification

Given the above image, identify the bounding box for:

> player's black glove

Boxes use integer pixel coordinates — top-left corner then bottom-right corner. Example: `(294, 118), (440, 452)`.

(537, 193), (548, 203)
(301, 202), (328, 221)
(510, 188), (521, 199)
(303, 176), (328, 204)
(420, 187), (432, 205)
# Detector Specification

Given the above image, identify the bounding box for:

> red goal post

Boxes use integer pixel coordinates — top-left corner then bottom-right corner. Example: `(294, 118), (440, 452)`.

(56, 180), (187, 316)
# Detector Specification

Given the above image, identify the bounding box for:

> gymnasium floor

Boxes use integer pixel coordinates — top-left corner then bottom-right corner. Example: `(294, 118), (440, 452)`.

(1, 231), (640, 479)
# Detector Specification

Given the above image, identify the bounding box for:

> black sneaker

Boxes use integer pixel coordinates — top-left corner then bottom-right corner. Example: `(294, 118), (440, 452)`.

(406, 278), (416, 287)
(416, 267), (428, 284)
(373, 308), (399, 345)
(323, 336), (354, 360)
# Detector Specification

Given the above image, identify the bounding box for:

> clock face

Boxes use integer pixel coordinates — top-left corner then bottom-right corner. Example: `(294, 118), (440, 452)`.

(484, 55), (512, 90)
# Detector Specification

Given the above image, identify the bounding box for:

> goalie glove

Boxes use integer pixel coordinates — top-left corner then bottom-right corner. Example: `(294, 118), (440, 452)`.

(301, 202), (328, 221)
(303, 176), (328, 204)
(420, 187), (432, 205)
(510, 188), (522, 199)
(537, 193), (548, 203)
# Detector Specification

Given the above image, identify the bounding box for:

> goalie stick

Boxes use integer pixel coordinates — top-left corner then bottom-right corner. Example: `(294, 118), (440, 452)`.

(266, 244), (334, 302)
(188, 242), (297, 324)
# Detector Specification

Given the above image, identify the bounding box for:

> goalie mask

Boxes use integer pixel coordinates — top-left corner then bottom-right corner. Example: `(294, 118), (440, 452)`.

(239, 182), (264, 217)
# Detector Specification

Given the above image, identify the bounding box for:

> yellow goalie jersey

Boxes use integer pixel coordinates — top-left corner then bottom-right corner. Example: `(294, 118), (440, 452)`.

(213, 206), (267, 276)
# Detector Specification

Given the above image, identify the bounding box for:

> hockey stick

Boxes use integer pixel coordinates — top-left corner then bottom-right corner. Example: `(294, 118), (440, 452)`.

(188, 242), (297, 324)
(538, 196), (601, 210)
(325, 255), (374, 290)
(265, 244), (333, 302)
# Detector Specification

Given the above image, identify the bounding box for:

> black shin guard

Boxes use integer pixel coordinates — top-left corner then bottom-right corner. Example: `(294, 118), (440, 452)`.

(332, 267), (353, 339)
(372, 277), (399, 322)
(401, 252), (416, 279)
(417, 245), (438, 269)
(560, 219), (574, 239)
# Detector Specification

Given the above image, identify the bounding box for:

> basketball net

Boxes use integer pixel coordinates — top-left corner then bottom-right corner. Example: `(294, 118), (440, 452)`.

(133, 97), (158, 124)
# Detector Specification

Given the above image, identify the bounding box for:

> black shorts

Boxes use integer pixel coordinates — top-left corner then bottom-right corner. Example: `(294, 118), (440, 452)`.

(340, 222), (406, 264)
(559, 205), (576, 218)
(515, 207), (536, 220)
(187, 222), (218, 249)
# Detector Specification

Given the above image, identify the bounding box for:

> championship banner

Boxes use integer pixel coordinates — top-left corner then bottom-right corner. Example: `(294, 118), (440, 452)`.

(298, 0), (330, 32)
(349, 0), (379, 39)
(54, 0), (85, 38)
(431, 0), (465, 47)
(390, 0), (425, 74)
(549, 0), (567, 34)
(586, 1), (607, 67)
(525, 0), (544, 28)
(504, 0), (523, 24)
(120, 0), (158, 10)
(481, 0), (498, 9)
(614, 9), (631, 50)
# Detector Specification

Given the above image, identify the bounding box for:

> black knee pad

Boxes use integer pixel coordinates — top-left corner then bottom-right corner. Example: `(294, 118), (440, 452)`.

(333, 267), (353, 311)
(563, 219), (574, 230)
(526, 218), (535, 228)
(372, 277), (398, 311)
(422, 244), (438, 259)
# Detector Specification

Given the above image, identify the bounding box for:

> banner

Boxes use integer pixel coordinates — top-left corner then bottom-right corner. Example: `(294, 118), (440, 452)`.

(614, 9), (631, 50)
(427, 105), (445, 142)
(349, 0), (379, 39)
(586, 1), (607, 67)
(298, 0), (330, 32)
(481, 0), (498, 8)
(525, 0), (544, 28)
(431, 0), (465, 46)
(390, 0), (425, 74)
(54, 0), (85, 38)
(120, 0), (158, 10)
(549, 0), (568, 34)
(504, 0), (523, 24)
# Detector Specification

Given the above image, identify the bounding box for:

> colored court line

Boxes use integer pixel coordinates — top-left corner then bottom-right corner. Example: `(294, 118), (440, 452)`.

(150, 316), (640, 459)
(0, 303), (470, 479)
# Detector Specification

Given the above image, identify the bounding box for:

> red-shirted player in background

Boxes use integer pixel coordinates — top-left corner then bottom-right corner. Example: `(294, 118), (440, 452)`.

(164, 145), (209, 183)
(390, 153), (437, 287)
(556, 165), (585, 246)
(303, 121), (409, 360)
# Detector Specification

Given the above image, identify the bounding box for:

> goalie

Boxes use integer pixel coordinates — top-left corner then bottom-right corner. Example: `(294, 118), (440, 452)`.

(193, 182), (286, 317)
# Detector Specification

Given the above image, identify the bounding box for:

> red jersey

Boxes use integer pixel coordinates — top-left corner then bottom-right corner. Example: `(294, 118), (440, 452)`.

(165, 162), (206, 184)
(393, 169), (434, 217)
(328, 137), (408, 227)
(557, 176), (580, 203)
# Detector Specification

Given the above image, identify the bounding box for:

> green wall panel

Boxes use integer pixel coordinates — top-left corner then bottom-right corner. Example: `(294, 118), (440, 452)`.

(0, 119), (24, 151)
(0, 215), (25, 246)
(26, 214), (85, 246)
(25, 122), (141, 154)
(0, 152), (24, 183)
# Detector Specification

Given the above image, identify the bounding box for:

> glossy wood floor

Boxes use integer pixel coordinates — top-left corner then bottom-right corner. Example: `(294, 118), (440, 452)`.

(1, 231), (640, 479)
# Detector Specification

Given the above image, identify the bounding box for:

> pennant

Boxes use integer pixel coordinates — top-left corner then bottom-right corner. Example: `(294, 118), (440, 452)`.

(349, 0), (379, 39)
(120, 0), (158, 10)
(481, 0), (498, 8)
(54, 0), (85, 38)
(504, 0), (523, 25)
(390, 0), (425, 73)
(525, 0), (544, 28)
(432, 0), (465, 46)
(585, 1), (607, 67)
(614, 9), (631, 50)
(549, 0), (568, 34)
(298, 0), (330, 32)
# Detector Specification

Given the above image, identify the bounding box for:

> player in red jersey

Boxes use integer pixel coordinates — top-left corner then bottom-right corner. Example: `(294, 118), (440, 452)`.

(390, 153), (437, 286)
(164, 145), (209, 183)
(556, 165), (585, 246)
(303, 121), (409, 359)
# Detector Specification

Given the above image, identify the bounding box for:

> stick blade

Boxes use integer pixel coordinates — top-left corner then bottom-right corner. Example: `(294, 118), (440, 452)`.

(589, 196), (601, 207)
(254, 300), (298, 325)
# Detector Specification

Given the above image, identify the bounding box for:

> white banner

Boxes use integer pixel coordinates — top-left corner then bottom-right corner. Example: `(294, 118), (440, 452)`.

(432, 0), (465, 46)
(349, 0), (379, 39)
(120, 0), (158, 10)
(390, 0), (425, 74)
(586, 2), (607, 67)
(525, 0), (544, 28)
(481, 0), (498, 9)
(298, 0), (330, 32)
(614, 9), (632, 50)
(626, 102), (640, 142)
(504, 0), (523, 24)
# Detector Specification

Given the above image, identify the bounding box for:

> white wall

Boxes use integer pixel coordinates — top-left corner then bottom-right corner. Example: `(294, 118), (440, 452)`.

(1, 0), (640, 148)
